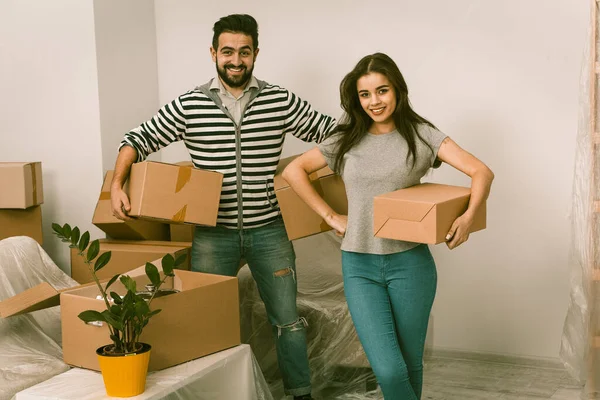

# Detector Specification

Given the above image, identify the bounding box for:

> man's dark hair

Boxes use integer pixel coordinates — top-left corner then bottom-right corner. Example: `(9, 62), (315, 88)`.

(212, 14), (259, 50)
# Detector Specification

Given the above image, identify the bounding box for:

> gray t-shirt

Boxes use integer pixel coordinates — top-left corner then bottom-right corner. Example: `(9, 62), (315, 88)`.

(318, 124), (447, 254)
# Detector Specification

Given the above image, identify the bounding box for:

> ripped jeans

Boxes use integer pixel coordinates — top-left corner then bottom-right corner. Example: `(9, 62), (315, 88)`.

(191, 217), (311, 396)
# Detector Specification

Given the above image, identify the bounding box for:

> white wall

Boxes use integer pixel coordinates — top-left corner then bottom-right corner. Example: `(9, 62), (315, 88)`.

(0, 0), (104, 271)
(153, 0), (589, 360)
(93, 0), (160, 173)
(0, 0), (588, 361)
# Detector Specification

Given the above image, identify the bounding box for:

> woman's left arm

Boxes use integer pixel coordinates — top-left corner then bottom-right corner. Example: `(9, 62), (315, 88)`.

(436, 137), (494, 249)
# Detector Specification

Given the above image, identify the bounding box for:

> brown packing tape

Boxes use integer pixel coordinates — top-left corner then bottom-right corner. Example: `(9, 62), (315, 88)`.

(31, 164), (38, 204)
(175, 166), (192, 193)
(172, 204), (187, 222)
(99, 191), (111, 200)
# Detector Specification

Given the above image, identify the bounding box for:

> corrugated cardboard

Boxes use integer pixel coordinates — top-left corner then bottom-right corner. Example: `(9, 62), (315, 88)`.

(0, 206), (43, 244)
(373, 183), (486, 244)
(169, 224), (195, 242)
(274, 155), (348, 240)
(92, 170), (170, 240)
(61, 270), (240, 371)
(0, 280), (98, 318)
(128, 161), (223, 226)
(70, 240), (191, 284)
(0, 162), (43, 209)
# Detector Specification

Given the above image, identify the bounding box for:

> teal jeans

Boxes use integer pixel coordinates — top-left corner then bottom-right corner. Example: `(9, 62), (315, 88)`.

(342, 244), (437, 400)
(191, 217), (311, 397)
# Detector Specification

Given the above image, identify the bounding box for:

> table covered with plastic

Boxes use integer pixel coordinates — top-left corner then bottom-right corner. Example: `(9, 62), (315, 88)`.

(12, 344), (272, 400)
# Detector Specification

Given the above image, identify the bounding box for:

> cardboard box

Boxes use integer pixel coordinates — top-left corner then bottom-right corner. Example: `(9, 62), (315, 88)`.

(92, 170), (170, 241)
(170, 224), (195, 242)
(128, 161), (223, 226)
(373, 183), (486, 244)
(60, 270), (240, 371)
(274, 156), (348, 241)
(70, 240), (191, 284)
(0, 206), (43, 244)
(0, 162), (43, 209)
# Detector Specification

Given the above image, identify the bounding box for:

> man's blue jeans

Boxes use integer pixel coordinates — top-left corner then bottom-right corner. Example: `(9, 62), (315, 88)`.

(191, 217), (311, 396)
(342, 245), (437, 400)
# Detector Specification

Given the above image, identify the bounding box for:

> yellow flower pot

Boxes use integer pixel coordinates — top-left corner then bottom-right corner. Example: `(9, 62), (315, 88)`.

(96, 343), (151, 397)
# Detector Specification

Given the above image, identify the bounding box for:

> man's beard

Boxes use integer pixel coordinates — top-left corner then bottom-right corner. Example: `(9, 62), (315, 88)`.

(216, 62), (254, 88)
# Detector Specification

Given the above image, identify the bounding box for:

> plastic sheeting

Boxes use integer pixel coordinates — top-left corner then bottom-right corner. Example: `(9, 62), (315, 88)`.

(560, 7), (599, 397)
(0, 236), (77, 400)
(239, 232), (380, 399)
(13, 344), (272, 400)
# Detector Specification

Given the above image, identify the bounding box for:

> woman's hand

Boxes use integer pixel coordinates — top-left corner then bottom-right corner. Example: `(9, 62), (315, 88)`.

(445, 212), (474, 250)
(325, 213), (348, 237)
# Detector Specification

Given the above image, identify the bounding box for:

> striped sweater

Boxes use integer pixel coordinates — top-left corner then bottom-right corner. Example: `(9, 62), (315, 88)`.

(120, 78), (336, 229)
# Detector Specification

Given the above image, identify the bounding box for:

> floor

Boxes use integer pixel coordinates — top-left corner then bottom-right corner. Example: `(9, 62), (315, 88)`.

(420, 356), (582, 400)
(321, 356), (583, 400)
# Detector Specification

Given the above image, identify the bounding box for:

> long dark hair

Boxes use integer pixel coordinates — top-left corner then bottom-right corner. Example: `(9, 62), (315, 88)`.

(331, 53), (437, 173)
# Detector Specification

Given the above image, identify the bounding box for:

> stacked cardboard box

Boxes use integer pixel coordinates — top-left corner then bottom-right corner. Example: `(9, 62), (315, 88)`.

(70, 240), (192, 284)
(0, 162), (44, 244)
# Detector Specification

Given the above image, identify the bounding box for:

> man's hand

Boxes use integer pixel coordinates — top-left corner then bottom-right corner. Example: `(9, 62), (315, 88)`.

(445, 212), (474, 250)
(325, 213), (348, 237)
(111, 186), (133, 221)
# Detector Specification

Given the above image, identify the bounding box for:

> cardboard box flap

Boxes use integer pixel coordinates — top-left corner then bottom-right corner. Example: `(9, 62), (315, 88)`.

(0, 281), (102, 318)
(0, 282), (62, 318)
(373, 199), (436, 235)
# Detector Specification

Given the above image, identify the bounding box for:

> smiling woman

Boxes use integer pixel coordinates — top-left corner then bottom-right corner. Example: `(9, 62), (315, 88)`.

(281, 52), (494, 399)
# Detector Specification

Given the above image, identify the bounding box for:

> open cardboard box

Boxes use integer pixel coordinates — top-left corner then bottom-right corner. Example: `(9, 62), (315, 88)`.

(274, 155), (347, 240)
(373, 183), (486, 244)
(0, 267), (240, 372)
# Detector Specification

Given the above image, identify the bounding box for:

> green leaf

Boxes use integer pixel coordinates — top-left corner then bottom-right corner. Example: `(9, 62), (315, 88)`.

(102, 310), (124, 331)
(78, 231), (90, 252)
(87, 240), (100, 262)
(78, 310), (106, 323)
(70, 227), (80, 245)
(147, 309), (161, 318)
(120, 276), (137, 293)
(51, 223), (63, 237)
(174, 253), (187, 268)
(94, 251), (111, 272)
(110, 305), (123, 316)
(161, 254), (175, 276)
(62, 223), (72, 238)
(110, 291), (123, 305)
(105, 274), (120, 291)
(145, 262), (160, 287)
(135, 300), (150, 317)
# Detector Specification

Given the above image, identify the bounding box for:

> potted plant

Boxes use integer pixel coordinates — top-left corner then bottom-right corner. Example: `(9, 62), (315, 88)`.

(53, 222), (186, 397)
